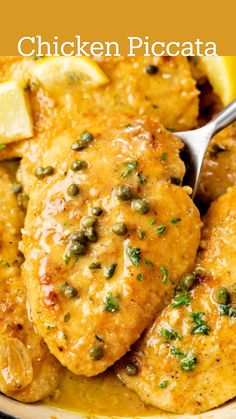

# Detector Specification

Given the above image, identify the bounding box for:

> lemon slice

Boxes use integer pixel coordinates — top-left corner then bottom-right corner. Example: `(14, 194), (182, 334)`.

(0, 81), (33, 144)
(31, 57), (109, 95)
(199, 56), (236, 106)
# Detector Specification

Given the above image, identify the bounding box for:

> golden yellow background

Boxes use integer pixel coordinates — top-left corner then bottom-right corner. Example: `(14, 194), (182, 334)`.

(0, 0), (235, 55)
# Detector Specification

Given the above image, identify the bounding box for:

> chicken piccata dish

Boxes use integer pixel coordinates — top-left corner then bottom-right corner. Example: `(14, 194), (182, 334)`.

(0, 55), (236, 418)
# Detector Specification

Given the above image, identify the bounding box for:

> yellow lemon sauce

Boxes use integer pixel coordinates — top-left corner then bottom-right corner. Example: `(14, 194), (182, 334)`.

(46, 369), (163, 417)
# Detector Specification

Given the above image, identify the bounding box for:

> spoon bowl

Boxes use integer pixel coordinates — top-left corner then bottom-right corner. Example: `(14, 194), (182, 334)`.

(175, 99), (236, 198)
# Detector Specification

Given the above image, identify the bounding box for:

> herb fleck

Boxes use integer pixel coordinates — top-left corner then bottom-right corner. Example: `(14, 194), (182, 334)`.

(191, 312), (211, 335)
(104, 263), (117, 279)
(144, 258), (153, 268)
(89, 262), (102, 270)
(180, 354), (197, 372)
(171, 292), (191, 308)
(126, 246), (141, 267)
(0, 259), (10, 267)
(104, 293), (120, 313)
(138, 229), (146, 240)
(160, 152), (167, 161)
(160, 266), (169, 284)
(171, 217), (181, 224)
(170, 346), (185, 359)
(160, 327), (182, 342)
(137, 172), (147, 184)
(122, 161), (138, 178)
(137, 273), (144, 281)
(157, 225), (167, 237)
(159, 380), (169, 389)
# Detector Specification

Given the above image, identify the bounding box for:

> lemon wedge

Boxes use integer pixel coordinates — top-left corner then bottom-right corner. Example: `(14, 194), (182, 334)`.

(199, 56), (236, 106)
(31, 57), (109, 95)
(0, 81), (33, 144)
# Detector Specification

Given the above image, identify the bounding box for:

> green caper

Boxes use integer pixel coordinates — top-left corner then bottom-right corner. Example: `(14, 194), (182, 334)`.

(112, 222), (128, 236)
(125, 362), (138, 376)
(70, 231), (87, 244)
(12, 183), (22, 194)
(60, 282), (78, 299)
(34, 166), (54, 179)
(71, 131), (94, 151)
(145, 64), (159, 75)
(229, 283), (236, 305)
(115, 185), (133, 201)
(89, 344), (104, 361)
(70, 242), (86, 256)
(68, 184), (80, 196)
(131, 198), (150, 214)
(212, 286), (229, 305)
(81, 216), (97, 228)
(84, 226), (98, 242)
(34, 167), (45, 179)
(44, 166), (54, 176)
(91, 207), (103, 216)
(71, 160), (87, 171)
(64, 312), (71, 322)
(176, 273), (196, 292)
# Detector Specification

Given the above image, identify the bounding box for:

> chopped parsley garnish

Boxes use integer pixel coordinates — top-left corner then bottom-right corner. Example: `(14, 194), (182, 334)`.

(137, 172), (147, 184)
(126, 246), (141, 267)
(137, 273), (144, 281)
(144, 258), (153, 268)
(149, 218), (156, 226)
(171, 292), (191, 308)
(159, 380), (169, 389)
(157, 225), (167, 237)
(191, 312), (211, 335)
(0, 259), (10, 267)
(89, 262), (102, 270)
(217, 304), (236, 317)
(160, 152), (167, 161)
(171, 346), (198, 373)
(103, 293), (120, 313)
(160, 266), (168, 284)
(0, 144), (6, 151)
(64, 254), (71, 265)
(104, 263), (117, 279)
(138, 229), (146, 240)
(167, 127), (174, 132)
(180, 354), (197, 372)
(171, 217), (181, 224)
(170, 346), (185, 359)
(228, 307), (236, 317)
(159, 327), (182, 342)
(122, 161), (138, 178)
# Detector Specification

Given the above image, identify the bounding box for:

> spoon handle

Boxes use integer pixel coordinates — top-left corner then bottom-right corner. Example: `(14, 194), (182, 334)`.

(209, 99), (236, 136)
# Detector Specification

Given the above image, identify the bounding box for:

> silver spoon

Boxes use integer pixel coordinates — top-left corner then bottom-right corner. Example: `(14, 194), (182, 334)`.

(175, 99), (236, 198)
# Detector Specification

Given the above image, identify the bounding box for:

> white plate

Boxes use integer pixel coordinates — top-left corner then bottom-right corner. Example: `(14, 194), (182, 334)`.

(1, 395), (236, 419)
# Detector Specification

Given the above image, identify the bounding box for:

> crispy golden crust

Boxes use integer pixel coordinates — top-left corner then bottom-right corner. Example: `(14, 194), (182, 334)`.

(0, 165), (60, 403)
(21, 113), (200, 376)
(118, 186), (236, 414)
